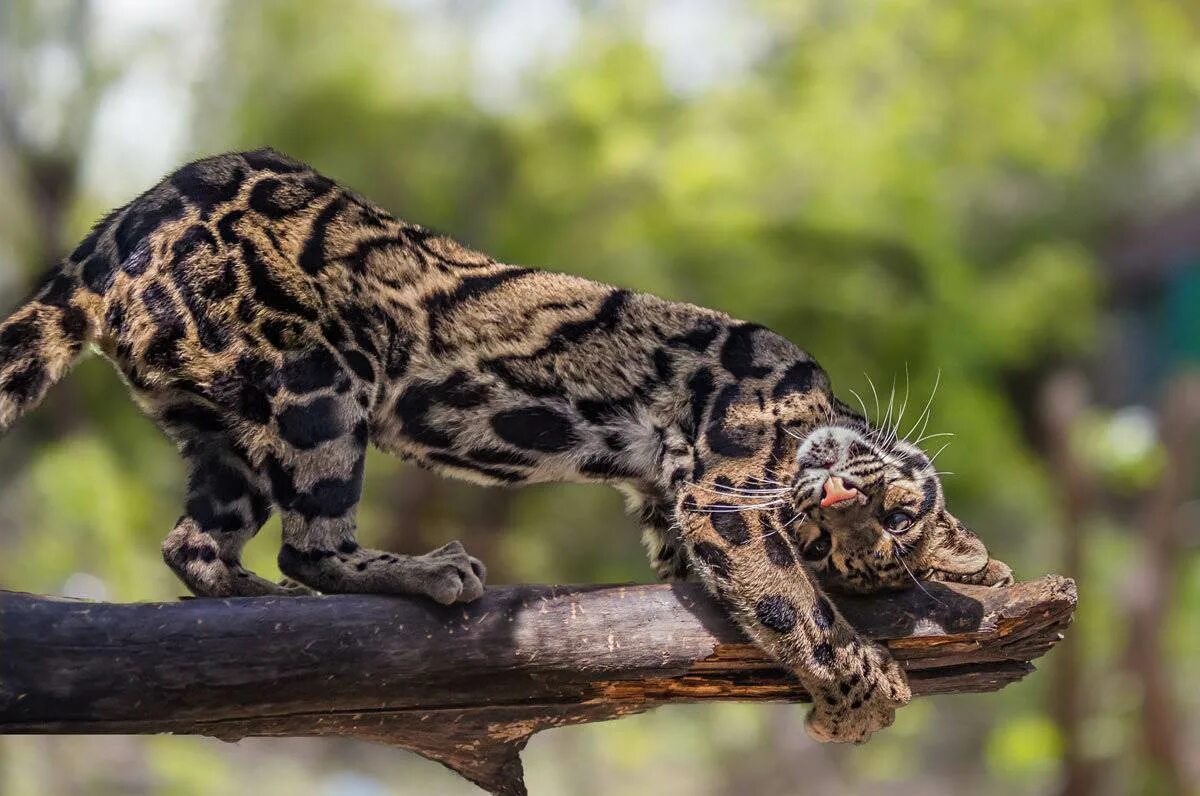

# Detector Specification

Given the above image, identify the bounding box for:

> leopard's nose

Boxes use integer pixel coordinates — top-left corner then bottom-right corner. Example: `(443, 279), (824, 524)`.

(820, 476), (860, 508)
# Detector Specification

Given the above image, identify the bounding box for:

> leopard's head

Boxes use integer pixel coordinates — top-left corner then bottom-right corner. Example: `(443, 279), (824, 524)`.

(788, 414), (1013, 595)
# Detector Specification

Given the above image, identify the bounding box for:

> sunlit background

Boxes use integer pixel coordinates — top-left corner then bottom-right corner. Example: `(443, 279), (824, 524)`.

(1, 1), (1198, 794)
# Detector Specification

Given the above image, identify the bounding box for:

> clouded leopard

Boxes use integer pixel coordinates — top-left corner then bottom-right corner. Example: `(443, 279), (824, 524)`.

(0, 149), (1013, 742)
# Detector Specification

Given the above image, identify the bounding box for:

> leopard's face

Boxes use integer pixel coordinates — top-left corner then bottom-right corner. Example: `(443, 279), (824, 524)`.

(788, 420), (1013, 594)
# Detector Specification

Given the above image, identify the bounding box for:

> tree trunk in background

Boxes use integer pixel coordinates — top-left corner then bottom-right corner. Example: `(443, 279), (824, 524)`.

(1123, 370), (1200, 794)
(1040, 370), (1098, 796)
(376, 464), (515, 581)
(378, 466), (446, 550)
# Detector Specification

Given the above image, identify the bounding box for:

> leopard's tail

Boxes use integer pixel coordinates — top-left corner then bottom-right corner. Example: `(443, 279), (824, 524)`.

(0, 260), (101, 435)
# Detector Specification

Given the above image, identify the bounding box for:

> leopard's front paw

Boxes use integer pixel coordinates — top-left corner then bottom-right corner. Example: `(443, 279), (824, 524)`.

(804, 641), (911, 744)
(410, 540), (488, 605)
(981, 558), (1015, 587)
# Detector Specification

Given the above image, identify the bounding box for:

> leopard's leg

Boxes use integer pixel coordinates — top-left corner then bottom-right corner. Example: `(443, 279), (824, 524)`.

(269, 394), (485, 604)
(628, 488), (693, 581)
(677, 463), (910, 744)
(159, 428), (305, 597)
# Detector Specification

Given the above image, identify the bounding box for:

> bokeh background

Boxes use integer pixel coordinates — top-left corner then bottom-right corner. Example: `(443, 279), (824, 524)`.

(1, 1), (1198, 794)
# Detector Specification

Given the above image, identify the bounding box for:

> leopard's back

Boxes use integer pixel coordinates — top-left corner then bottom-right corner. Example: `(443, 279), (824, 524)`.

(5, 146), (823, 495)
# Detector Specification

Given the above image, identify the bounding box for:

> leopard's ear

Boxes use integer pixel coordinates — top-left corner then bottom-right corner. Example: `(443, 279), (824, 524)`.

(923, 510), (989, 579)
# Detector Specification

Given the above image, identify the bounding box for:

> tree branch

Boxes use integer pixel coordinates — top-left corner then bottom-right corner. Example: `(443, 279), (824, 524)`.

(0, 576), (1075, 795)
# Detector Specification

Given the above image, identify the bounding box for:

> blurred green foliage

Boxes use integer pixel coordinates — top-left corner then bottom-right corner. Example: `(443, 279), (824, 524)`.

(1, 1), (1198, 794)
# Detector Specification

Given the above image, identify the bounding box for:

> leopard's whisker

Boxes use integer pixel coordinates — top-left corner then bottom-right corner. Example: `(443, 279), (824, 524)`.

(892, 363), (911, 446)
(880, 376), (897, 449)
(904, 369), (941, 442)
(706, 483), (791, 494)
(691, 500), (787, 514)
(865, 373), (883, 444)
(686, 482), (790, 498)
(743, 475), (787, 489)
(893, 545), (946, 606)
(784, 510), (807, 529)
(761, 509), (806, 539)
(782, 426), (806, 442)
(929, 441), (952, 463)
(760, 463), (793, 484)
(847, 388), (872, 427)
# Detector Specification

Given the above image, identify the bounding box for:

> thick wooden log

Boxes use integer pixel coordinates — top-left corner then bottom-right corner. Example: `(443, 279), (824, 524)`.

(0, 576), (1075, 795)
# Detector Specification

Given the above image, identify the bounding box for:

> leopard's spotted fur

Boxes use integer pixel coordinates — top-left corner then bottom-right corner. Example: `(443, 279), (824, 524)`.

(0, 149), (1012, 742)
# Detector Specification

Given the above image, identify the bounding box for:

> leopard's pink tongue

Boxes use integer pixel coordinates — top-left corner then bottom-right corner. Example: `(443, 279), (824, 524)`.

(820, 476), (859, 508)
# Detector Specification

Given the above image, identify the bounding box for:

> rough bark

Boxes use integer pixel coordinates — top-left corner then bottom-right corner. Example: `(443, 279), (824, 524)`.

(0, 576), (1076, 795)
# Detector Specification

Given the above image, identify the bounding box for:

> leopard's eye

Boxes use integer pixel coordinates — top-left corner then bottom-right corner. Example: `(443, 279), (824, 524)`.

(802, 529), (832, 561)
(883, 511), (914, 533)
